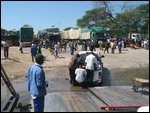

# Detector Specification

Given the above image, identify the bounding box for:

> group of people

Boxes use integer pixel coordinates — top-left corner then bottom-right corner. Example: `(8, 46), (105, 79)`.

(68, 48), (103, 88)
(99, 38), (126, 54)
(68, 40), (96, 55)
(48, 41), (61, 58)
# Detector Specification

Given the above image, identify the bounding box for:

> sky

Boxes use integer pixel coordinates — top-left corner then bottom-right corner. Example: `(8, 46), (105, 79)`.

(1, 1), (149, 33)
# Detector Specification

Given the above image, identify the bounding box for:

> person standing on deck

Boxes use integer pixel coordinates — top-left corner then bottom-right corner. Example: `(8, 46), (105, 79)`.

(85, 52), (98, 87)
(27, 54), (48, 112)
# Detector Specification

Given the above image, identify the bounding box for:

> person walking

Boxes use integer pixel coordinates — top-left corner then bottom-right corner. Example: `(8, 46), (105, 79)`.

(3, 40), (9, 59)
(37, 44), (42, 54)
(69, 41), (76, 55)
(104, 41), (110, 54)
(118, 40), (122, 54)
(31, 43), (37, 62)
(27, 54), (48, 112)
(54, 42), (59, 58)
(110, 40), (116, 54)
(19, 41), (23, 53)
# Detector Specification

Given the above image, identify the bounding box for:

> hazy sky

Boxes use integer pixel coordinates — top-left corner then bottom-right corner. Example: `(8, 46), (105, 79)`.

(1, 1), (149, 33)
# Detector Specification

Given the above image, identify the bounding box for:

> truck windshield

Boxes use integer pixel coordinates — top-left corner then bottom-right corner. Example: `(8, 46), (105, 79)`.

(95, 33), (105, 39)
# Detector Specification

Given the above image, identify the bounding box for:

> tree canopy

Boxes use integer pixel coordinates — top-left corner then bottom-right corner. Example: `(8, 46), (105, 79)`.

(77, 2), (149, 39)
(45, 28), (59, 33)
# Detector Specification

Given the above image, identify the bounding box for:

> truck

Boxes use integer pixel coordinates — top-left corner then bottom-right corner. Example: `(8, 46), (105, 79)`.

(60, 26), (109, 45)
(128, 33), (141, 42)
(19, 25), (33, 47)
(128, 33), (141, 49)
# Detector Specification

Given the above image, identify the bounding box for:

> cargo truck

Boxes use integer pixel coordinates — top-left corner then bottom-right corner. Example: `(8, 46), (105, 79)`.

(19, 25), (33, 47)
(60, 26), (109, 45)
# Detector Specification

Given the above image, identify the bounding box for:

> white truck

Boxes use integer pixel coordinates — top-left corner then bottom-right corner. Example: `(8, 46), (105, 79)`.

(128, 33), (141, 49)
(128, 33), (141, 42)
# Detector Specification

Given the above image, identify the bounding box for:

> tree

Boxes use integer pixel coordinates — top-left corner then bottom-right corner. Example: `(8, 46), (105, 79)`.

(118, 3), (149, 38)
(77, 7), (111, 28)
(1, 28), (7, 35)
(134, 3), (149, 36)
(92, 1), (149, 38)
(93, 1), (117, 24)
(63, 27), (73, 31)
(45, 28), (59, 33)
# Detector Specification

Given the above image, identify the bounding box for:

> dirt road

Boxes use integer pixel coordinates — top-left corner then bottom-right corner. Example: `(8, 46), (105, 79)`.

(1, 47), (149, 111)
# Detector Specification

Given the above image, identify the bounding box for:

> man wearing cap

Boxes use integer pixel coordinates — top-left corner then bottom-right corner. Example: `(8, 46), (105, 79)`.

(27, 54), (48, 112)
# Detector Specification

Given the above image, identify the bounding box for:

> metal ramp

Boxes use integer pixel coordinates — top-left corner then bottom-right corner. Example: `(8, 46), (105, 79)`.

(1, 64), (19, 112)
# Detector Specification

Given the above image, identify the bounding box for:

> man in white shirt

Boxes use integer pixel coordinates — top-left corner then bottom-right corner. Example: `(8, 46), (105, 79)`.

(75, 65), (87, 84)
(3, 41), (9, 59)
(85, 52), (98, 87)
(54, 43), (59, 58)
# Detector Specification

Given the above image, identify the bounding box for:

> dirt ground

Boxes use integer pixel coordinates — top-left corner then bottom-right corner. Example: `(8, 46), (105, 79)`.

(1, 46), (149, 80)
(1, 46), (149, 111)
(1, 47), (71, 80)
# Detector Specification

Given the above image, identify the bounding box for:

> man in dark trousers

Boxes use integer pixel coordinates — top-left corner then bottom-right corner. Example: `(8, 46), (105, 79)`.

(3, 40), (9, 59)
(31, 43), (37, 62)
(68, 53), (80, 85)
(85, 52), (98, 87)
(27, 54), (48, 112)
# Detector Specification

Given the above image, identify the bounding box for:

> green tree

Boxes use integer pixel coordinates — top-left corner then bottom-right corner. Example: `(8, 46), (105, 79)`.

(117, 3), (149, 38)
(45, 28), (59, 33)
(77, 8), (110, 28)
(1, 28), (7, 35)
(63, 27), (73, 31)
(134, 3), (149, 37)
(91, 1), (149, 38)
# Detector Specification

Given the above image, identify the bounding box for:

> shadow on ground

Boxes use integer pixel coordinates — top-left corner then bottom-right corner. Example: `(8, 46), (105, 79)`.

(1, 58), (21, 63)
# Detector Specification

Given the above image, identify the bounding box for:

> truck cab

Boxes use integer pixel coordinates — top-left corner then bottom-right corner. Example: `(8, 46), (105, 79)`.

(128, 33), (141, 42)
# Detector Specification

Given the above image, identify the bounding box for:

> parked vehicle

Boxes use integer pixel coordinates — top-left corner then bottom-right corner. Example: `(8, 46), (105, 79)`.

(128, 33), (141, 49)
(61, 26), (109, 46)
(69, 51), (104, 87)
(128, 33), (141, 42)
(19, 25), (33, 47)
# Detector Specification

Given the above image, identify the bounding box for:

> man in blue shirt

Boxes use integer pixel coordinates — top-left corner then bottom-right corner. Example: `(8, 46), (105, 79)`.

(27, 54), (48, 112)
(31, 43), (37, 62)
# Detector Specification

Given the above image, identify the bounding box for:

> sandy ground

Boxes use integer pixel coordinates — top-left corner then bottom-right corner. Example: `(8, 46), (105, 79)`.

(1, 47), (71, 79)
(1, 46), (149, 80)
(1, 46), (81, 111)
(1, 46), (149, 111)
